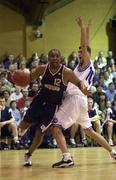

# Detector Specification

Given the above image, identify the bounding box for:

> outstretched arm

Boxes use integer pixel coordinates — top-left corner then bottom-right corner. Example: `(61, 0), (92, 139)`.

(86, 19), (92, 46)
(76, 16), (91, 65)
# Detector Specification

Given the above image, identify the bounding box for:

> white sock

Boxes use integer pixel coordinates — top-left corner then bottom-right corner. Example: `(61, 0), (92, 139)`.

(14, 136), (19, 143)
(70, 138), (76, 144)
(63, 153), (72, 160)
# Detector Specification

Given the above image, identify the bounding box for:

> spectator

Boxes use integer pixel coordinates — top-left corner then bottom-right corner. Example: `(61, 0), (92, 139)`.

(17, 88), (32, 110)
(10, 86), (23, 101)
(106, 50), (115, 68)
(94, 51), (107, 69)
(28, 82), (39, 98)
(0, 71), (13, 93)
(2, 54), (15, 70)
(0, 97), (19, 147)
(3, 90), (11, 107)
(10, 100), (22, 126)
(105, 82), (116, 102)
(67, 51), (78, 70)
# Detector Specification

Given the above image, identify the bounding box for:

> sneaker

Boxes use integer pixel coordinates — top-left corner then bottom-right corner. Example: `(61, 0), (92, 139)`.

(82, 139), (88, 147)
(110, 149), (116, 159)
(52, 157), (74, 168)
(24, 152), (32, 166)
(69, 139), (77, 148)
(108, 139), (113, 146)
(52, 139), (57, 147)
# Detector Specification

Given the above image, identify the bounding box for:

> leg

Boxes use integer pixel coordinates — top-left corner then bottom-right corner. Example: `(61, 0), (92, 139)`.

(94, 120), (101, 134)
(84, 128), (116, 159)
(8, 122), (19, 142)
(69, 123), (79, 147)
(24, 129), (44, 166)
(107, 122), (113, 145)
(18, 121), (30, 137)
(80, 125), (88, 146)
(51, 127), (74, 168)
(85, 128), (112, 152)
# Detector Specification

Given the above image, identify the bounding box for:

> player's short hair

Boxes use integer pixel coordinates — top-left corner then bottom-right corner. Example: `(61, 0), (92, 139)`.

(48, 49), (61, 57)
(79, 46), (91, 55)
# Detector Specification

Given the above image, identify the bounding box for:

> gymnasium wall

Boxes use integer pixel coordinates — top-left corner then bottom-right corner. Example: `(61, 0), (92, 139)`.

(0, 0), (115, 60)
(45, 0), (116, 59)
(0, 4), (25, 58)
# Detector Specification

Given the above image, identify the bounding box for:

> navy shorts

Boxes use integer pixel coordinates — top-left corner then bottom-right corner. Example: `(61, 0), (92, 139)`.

(23, 94), (57, 132)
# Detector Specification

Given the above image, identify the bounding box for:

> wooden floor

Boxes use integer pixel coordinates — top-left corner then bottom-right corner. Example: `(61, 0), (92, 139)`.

(0, 147), (116, 180)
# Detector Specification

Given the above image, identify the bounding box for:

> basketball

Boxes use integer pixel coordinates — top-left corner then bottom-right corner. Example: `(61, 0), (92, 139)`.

(13, 70), (30, 87)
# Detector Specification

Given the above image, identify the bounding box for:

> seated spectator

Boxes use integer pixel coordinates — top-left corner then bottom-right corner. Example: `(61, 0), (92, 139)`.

(30, 59), (39, 72)
(19, 61), (30, 73)
(10, 100), (22, 126)
(26, 53), (39, 69)
(97, 92), (107, 113)
(3, 90), (11, 107)
(93, 84), (104, 104)
(17, 88), (32, 110)
(94, 51), (107, 69)
(10, 85), (23, 101)
(2, 53), (15, 70)
(0, 71), (13, 93)
(39, 53), (48, 65)
(102, 71), (113, 89)
(28, 82), (39, 98)
(67, 51), (78, 70)
(0, 97), (19, 147)
(7, 64), (16, 84)
(105, 82), (116, 102)
(15, 53), (26, 69)
(106, 50), (115, 68)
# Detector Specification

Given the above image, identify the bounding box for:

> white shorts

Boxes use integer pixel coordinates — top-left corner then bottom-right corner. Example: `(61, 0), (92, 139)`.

(54, 94), (92, 129)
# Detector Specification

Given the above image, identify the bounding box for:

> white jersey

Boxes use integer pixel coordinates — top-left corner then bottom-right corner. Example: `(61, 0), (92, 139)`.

(67, 61), (95, 96)
(53, 60), (95, 130)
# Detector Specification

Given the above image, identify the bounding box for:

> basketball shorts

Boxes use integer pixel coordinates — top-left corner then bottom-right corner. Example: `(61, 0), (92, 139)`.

(23, 95), (58, 133)
(53, 94), (92, 130)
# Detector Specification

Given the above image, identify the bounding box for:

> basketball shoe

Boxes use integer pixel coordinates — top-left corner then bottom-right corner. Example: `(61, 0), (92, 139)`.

(52, 156), (74, 168)
(24, 152), (32, 166)
(110, 149), (116, 159)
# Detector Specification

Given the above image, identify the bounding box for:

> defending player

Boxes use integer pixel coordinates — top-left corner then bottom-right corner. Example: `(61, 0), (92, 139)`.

(51, 16), (116, 168)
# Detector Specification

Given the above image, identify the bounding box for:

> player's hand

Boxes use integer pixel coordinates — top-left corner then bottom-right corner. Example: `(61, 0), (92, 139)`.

(75, 16), (84, 28)
(0, 121), (6, 128)
(79, 81), (92, 96)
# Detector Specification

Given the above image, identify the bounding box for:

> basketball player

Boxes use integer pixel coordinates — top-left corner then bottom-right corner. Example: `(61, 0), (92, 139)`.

(18, 48), (89, 166)
(51, 16), (116, 168)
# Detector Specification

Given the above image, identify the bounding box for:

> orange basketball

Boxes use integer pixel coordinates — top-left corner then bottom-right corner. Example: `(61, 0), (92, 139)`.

(13, 70), (30, 87)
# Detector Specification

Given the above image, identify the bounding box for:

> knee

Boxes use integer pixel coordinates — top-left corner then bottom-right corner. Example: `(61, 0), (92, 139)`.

(51, 127), (61, 136)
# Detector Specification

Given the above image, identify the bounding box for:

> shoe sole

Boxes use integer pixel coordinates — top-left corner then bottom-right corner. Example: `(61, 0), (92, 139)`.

(52, 162), (74, 168)
(24, 163), (32, 167)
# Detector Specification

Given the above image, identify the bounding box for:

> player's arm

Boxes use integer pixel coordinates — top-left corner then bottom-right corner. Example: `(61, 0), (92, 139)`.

(109, 119), (116, 124)
(30, 65), (46, 81)
(90, 115), (101, 122)
(76, 16), (90, 65)
(63, 68), (89, 95)
(86, 19), (92, 46)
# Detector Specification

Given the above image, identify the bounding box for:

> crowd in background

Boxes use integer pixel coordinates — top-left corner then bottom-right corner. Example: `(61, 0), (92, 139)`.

(0, 49), (116, 150)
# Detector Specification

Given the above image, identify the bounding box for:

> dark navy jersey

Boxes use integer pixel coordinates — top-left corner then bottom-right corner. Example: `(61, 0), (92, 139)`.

(88, 109), (97, 118)
(1, 106), (12, 122)
(39, 64), (67, 105)
(110, 107), (116, 120)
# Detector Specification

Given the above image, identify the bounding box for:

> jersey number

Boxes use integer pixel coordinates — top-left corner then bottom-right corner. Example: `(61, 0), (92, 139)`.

(54, 78), (61, 86)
